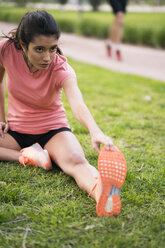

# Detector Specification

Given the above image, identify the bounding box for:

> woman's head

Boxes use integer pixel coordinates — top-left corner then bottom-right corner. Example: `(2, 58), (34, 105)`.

(16, 10), (61, 50)
(1, 10), (63, 70)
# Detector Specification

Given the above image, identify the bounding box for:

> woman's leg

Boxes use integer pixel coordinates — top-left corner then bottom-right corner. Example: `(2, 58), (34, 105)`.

(44, 131), (99, 200)
(0, 133), (21, 161)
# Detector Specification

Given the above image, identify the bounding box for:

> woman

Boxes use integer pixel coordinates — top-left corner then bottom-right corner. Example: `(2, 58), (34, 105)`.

(0, 11), (126, 217)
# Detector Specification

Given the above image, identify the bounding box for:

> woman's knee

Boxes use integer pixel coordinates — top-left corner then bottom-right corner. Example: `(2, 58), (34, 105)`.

(62, 152), (88, 176)
(71, 152), (87, 165)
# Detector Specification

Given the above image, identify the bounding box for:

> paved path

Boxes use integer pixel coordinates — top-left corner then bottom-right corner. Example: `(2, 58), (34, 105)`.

(1, 21), (165, 82)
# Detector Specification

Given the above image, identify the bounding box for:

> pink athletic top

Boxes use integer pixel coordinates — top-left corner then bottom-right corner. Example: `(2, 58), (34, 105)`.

(0, 39), (76, 134)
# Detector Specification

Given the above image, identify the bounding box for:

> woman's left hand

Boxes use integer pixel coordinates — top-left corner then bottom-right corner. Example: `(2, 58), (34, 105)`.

(0, 121), (8, 138)
(90, 131), (114, 153)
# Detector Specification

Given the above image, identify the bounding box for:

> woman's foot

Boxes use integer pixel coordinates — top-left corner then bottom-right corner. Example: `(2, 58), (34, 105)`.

(96, 145), (127, 217)
(19, 143), (52, 170)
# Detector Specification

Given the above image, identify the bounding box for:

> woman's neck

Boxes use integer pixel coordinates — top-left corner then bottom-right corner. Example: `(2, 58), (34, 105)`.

(22, 51), (38, 74)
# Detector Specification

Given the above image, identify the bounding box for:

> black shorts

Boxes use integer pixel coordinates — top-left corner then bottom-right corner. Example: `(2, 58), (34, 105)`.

(8, 128), (71, 149)
(107, 0), (128, 14)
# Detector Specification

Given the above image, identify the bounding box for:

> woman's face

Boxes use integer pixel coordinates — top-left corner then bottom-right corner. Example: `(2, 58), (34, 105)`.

(22, 35), (58, 70)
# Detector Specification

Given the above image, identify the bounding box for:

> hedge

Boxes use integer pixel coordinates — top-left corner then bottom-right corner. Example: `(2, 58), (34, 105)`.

(0, 6), (165, 49)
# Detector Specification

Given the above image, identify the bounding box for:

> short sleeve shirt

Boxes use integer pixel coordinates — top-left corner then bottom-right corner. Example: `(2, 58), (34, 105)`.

(0, 39), (76, 134)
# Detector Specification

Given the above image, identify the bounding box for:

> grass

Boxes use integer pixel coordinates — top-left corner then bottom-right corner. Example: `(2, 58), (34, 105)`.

(0, 58), (165, 248)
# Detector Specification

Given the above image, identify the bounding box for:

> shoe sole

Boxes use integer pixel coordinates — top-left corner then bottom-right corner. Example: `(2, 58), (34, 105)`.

(96, 146), (127, 217)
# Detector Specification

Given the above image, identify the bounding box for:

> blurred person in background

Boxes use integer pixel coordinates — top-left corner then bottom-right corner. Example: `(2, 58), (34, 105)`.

(106, 0), (129, 61)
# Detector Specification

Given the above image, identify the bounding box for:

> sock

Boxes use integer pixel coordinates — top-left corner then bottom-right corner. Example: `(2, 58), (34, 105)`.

(106, 40), (114, 48)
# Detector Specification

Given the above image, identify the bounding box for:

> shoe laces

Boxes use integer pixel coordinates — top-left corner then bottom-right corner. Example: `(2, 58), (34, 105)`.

(88, 177), (98, 197)
(20, 155), (36, 166)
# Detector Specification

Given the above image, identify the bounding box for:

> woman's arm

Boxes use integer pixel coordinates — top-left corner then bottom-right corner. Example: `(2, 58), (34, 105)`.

(63, 78), (114, 153)
(0, 65), (8, 137)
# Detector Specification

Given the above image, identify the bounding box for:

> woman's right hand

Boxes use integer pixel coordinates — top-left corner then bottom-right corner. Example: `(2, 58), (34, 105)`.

(0, 121), (8, 138)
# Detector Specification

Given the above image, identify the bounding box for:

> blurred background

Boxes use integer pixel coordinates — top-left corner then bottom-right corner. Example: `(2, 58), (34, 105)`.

(1, 0), (165, 8)
(1, 1), (165, 9)
(0, 0), (165, 49)
(0, 0), (165, 81)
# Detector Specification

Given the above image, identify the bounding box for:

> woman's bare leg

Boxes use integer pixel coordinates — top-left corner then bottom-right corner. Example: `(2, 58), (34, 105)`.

(44, 131), (99, 201)
(0, 133), (21, 161)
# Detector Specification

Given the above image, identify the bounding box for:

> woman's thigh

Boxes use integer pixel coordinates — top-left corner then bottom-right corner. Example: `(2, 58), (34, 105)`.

(44, 131), (88, 174)
(0, 133), (21, 150)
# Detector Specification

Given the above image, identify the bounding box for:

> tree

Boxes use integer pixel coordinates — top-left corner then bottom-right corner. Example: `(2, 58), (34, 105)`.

(58, 0), (68, 4)
(14, 0), (39, 7)
(14, 0), (28, 7)
(89, 0), (102, 11)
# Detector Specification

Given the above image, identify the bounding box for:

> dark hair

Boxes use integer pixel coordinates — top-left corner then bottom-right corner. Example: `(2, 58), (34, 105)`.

(1, 10), (62, 54)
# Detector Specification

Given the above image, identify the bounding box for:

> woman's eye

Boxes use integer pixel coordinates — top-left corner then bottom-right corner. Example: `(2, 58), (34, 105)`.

(35, 47), (43, 53)
(50, 46), (57, 52)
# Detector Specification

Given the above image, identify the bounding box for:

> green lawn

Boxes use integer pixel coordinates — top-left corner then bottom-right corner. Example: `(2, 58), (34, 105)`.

(0, 58), (165, 248)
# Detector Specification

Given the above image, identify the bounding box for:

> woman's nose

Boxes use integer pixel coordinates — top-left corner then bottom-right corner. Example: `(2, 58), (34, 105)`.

(43, 52), (51, 62)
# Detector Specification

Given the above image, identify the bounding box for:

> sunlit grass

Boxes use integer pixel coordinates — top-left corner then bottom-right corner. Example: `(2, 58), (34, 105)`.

(0, 58), (165, 248)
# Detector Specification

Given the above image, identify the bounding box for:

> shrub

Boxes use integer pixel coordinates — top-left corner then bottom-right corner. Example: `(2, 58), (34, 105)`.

(157, 27), (165, 48)
(141, 27), (156, 47)
(89, 0), (103, 11)
(97, 23), (109, 39)
(0, 7), (165, 49)
(79, 18), (108, 38)
(0, 8), (26, 24)
(15, 0), (39, 7)
(57, 18), (76, 33)
(79, 19), (97, 37)
(14, 0), (29, 7)
(123, 25), (141, 45)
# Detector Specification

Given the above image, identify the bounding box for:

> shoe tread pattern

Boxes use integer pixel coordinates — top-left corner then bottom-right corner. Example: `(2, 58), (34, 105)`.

(97, 146), (127, 217)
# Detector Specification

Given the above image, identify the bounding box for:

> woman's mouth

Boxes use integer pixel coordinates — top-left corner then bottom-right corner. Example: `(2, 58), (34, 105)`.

(40, 63), (49, 68)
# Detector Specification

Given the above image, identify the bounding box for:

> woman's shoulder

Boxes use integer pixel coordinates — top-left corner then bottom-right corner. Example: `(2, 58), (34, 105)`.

(0, 39), (8, 49)
(0, 39), (11, 65)
(0, 39), (20, 67)
(53, 54), (68, 71)
(51, 54), (76, 86)
(0, 39), (15, 54)
(53, 54), (75, 74)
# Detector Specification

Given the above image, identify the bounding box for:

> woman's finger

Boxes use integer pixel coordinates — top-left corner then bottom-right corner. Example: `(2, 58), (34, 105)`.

(4, 123), (9, 133)
(0, 122), (5, 138)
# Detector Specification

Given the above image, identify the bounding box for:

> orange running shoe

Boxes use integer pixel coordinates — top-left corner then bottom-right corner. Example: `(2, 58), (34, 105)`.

(96, 145), (127, 217)
(19, 143), (52, 171)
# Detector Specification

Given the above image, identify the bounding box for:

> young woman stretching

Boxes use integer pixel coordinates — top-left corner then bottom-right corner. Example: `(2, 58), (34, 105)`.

(0, 11), (126, 217)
